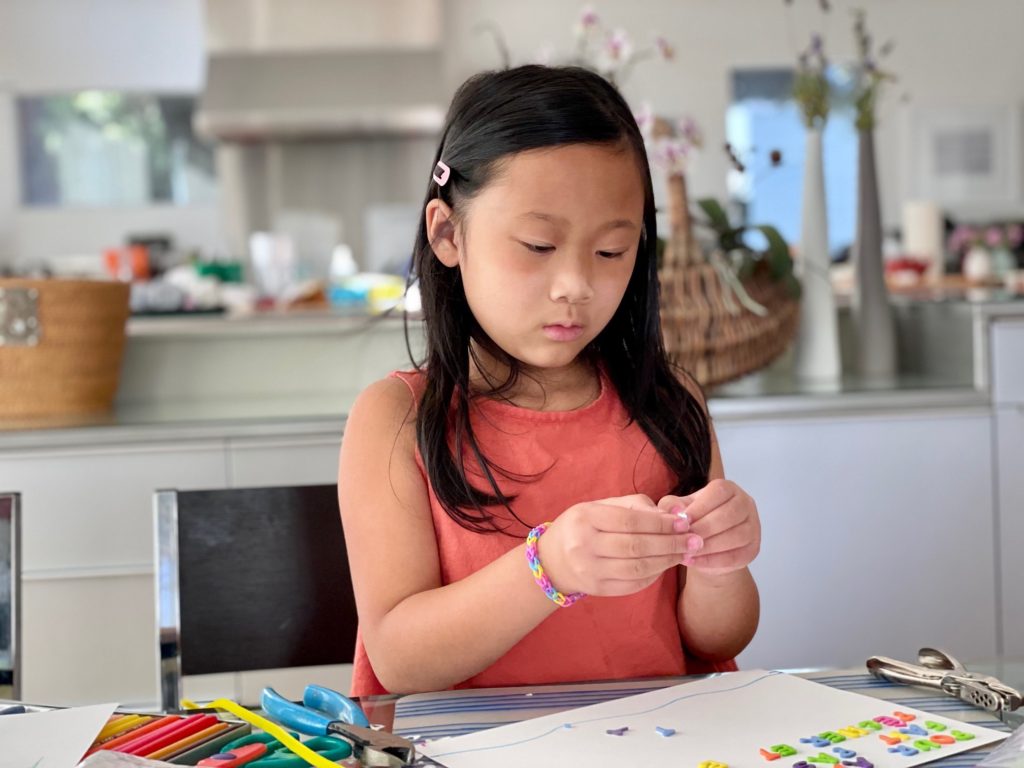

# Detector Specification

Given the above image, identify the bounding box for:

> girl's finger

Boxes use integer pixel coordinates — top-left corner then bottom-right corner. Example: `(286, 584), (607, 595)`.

(587, 503), (680, 535)
(677, 480), (738, 525)
(688, 500), (750, 540)
(602, 494), (658, 512)
(600, 553), (686, 581)
(592, 530), (703, 559)
(683, 543), (759, 571)
(691, 521), (754, 556)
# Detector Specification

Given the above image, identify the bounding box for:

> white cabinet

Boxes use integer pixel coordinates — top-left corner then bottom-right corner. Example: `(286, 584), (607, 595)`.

(996, 405), (1024, 656)
(0, 443), (227, 576)
(0, 442), (228, 705)
(228, 435), (342, 488)
(992, 319), (1024, 656)
(718, 409), (997, 671)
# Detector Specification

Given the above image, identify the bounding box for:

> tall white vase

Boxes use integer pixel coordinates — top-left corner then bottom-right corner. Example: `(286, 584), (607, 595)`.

(794, 128), (842, 382)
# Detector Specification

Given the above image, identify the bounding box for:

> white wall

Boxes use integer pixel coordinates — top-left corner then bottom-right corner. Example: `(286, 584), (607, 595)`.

(3, 0), (1022, 268)
(0, 0), (220, 268)
(443, 0), (1024, 226)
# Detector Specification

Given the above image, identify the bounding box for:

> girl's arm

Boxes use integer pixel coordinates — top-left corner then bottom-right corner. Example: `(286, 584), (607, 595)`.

(339, 378), (690, 693)
(674, 426), (760, 661)
(661, 379), (761, 661)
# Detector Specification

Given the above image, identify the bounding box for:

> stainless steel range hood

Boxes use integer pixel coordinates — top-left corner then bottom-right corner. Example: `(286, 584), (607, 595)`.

(195, 0), (447, 141)
(195, 49), (446, 141)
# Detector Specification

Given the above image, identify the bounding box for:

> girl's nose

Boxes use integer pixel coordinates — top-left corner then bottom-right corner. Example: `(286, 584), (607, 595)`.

(549, 254), (595, 304)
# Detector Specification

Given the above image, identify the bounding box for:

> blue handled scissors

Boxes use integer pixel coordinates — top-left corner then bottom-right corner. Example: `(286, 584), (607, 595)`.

(261, 685), (417, 767)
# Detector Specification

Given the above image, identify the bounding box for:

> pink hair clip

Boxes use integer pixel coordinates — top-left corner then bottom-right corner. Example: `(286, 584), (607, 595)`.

(433, 160), (451, 187)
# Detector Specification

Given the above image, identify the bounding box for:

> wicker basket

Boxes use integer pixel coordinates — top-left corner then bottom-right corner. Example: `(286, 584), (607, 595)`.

(0, 279), (131, 418)
(658, 173), (799, 388)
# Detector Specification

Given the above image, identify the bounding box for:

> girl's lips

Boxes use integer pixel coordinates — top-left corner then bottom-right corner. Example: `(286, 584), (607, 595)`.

(542, 324), (584, 341)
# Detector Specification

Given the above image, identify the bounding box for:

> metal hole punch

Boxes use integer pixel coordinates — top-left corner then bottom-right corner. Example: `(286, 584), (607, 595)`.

(867, 647), (1023, 724)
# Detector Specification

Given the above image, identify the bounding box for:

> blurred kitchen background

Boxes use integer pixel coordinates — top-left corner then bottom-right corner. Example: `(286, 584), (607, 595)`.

(2, 0), (1024, 710)
(1, 0), (1021, 303)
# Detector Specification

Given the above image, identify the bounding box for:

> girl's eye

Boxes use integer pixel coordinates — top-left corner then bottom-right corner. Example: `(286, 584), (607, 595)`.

(598, 250), (627, 259)
(522, 241), (555, 254)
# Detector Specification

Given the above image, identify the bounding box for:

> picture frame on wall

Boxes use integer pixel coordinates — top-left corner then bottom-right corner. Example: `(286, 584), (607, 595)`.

(905, 104), (1022, 206)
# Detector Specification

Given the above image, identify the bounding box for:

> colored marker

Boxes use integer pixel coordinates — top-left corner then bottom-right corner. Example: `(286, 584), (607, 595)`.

(85, 715), (182, 756)
(149, 722), (232, 760)
(195, 742), (267, 767)
(121, 714), (218, 756)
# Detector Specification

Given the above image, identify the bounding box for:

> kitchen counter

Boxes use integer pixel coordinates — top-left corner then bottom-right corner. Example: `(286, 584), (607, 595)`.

(0, 292), (1021, 448)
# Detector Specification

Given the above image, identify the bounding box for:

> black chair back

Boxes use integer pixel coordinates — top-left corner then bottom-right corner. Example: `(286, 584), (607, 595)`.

(156, 485), (357, 710)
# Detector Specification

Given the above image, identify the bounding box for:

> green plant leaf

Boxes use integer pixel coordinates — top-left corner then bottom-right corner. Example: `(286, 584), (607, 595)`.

(753, 224), (793, 279)
(697, 197), (732, 233)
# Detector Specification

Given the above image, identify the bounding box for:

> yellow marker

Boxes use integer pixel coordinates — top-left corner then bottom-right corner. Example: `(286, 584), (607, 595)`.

(96, 714), (150, 742)
(146, 721), (230, 760)
(182, 698), (340, 768)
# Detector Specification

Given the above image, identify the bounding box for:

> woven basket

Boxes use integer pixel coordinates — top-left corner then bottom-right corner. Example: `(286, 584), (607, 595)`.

(658, 173), (799, 388)
(0, 279), (130, 418)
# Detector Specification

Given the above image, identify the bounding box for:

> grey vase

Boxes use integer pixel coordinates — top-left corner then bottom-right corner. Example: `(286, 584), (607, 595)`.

(852, 128), (897, 381)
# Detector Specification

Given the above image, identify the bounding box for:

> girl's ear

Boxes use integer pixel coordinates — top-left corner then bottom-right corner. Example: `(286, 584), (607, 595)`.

(425, 198), (460, 268)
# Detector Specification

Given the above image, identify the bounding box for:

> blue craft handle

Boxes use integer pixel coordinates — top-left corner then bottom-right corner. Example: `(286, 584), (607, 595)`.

(261, 686), (332, 736)
(304, 684), (371, 728)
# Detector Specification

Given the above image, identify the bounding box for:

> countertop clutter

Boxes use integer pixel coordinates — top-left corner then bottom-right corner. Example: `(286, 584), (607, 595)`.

(1, 287), (1020, 446)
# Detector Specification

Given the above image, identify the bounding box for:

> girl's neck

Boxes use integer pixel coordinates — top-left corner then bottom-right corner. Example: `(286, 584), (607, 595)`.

(468, 349), (601, 412)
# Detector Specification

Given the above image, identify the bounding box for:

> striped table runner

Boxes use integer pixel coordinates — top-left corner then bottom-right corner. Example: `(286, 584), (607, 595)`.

(393, 670), (1016, 767)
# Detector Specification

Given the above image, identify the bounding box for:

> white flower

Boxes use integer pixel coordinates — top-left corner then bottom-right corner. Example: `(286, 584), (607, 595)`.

(634, 102), (655, 139)
(655, 138), (690, 175)
(605, 28), (633, 63)
(531, 43), (555, 66)
(678, 117), (704, 150)
(575, 5), (600, 38)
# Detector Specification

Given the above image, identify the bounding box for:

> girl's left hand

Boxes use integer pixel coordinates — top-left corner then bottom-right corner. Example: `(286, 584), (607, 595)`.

(658, 479), (760, 576)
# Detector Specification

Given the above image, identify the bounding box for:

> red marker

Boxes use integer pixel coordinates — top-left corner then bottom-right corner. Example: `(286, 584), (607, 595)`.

(197, 743), (268, 767)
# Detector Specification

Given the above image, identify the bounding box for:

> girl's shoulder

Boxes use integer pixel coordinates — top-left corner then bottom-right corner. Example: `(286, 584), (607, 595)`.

(346, 371), (422, 439)
(387, 368), (427, 402)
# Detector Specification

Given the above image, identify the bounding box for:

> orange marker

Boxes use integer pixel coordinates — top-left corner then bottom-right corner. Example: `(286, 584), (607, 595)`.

(146, 721), (231, 760)
(123, 714), (218, 756)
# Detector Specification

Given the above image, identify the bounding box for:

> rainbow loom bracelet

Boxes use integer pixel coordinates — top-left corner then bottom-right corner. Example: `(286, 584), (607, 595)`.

(525, 523), (586, 607)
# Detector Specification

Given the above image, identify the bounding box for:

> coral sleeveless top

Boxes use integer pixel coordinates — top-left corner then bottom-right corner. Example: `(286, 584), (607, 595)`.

(349, 369), (736, 696)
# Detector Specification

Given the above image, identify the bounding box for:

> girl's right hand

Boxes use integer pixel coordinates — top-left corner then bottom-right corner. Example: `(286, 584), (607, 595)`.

(538, 495), (704, 597)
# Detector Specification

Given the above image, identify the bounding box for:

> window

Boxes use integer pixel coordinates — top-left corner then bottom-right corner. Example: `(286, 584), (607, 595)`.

(17, 92), (216, 207)
(727, 68), (857, 260)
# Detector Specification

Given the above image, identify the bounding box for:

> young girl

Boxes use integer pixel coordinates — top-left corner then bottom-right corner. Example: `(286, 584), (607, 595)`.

(338, 64), (761, 697)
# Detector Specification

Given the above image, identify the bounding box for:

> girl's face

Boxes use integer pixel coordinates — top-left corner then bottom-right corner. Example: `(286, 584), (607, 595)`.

(433, 143), (645, 376)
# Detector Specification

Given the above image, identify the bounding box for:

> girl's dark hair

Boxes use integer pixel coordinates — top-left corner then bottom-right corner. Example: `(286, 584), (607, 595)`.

(408, 64), (710, 534)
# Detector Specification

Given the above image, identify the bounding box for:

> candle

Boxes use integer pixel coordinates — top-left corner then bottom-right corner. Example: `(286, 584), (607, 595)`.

(902, 201), (944, 284)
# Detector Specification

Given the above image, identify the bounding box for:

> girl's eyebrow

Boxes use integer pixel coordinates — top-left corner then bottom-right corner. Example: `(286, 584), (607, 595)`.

(517, 211), (639, 232)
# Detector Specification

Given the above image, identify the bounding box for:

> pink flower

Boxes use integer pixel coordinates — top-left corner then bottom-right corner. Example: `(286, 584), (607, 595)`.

(655, 139), (689, 174)
(948, 224), (976, 253)
(678, 116), (703, 149)
(634, 102), (655, 138)
(605, 28), (632, 62)
(985, 226), (1005, 248)
(654, 35), (675, 61)
(579, 5), (600, 29)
